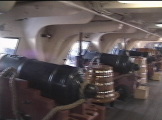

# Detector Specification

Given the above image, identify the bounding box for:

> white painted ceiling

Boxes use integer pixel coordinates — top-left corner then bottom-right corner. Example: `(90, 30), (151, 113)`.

(1, 1), (162, 38)
(99, 1), (162, 34)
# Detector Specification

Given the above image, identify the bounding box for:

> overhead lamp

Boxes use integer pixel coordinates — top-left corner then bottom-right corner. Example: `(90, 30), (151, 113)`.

(156, 23), (162, 27)
(118, 1), (162, 4)
(118, 1), (162, 8)
(160, 38), (162, 41)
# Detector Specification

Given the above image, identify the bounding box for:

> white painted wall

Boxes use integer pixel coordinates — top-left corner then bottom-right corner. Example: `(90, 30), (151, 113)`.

(101, 31), (159, 53)
(0, 1), (160, 65)
(35, 21), (124, 64)
(0, 20), (32, 58)
(0, 1), (94, 60)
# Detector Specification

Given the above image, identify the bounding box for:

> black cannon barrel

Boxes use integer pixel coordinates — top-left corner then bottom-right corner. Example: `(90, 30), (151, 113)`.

(129, 51), (149, 57)
(129, 51), (156, 63)
(0, 54), (27, 71)
(155, 47), (162, 54)
(118, 49), (129, 56)
(100, 53), (139, 74)
(0, 54), (97, 105)
(82, 51), (139, 73)
(116, 50), (151, 58)
(115, 50), (156, 64)
(18, 60), (83, 105)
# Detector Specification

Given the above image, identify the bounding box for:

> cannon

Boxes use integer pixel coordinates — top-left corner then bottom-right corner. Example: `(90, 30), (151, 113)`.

(83, 51), (140, 100)
(155, 47), (162, 54)
(100, 53), (139, 74)
(116, 50), (157, 79)
(117, 50), (156, 63)
(128, 50), (156, 64)
(83, 51), (139, 74)
(0, 54), (98, 105)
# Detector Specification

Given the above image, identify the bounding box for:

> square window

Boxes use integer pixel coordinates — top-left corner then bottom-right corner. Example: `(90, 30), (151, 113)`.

(65, 41), (90, 66)
(0, 37), (19, 55)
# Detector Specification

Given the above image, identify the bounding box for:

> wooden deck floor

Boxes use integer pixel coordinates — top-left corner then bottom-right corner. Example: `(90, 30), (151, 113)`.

(106, 80), (162, 120)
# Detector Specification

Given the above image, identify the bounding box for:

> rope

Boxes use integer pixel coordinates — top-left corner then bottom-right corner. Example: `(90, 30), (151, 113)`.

(9, 70), (19, 119)
(0, 67), (88, 120)
(113, 73), (139, 80)
(89, 56), (100, 67)
(0, 67), (87, 120)
(0, 67), (20, 120)
(42, 99), (85, 120)
(42, 69), (89, 120)
(0, 67), (16, 77)
(80, 77), (90, 98)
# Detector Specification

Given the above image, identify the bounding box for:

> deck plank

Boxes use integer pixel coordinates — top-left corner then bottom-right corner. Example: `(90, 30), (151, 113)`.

(105, 80), (162, 120)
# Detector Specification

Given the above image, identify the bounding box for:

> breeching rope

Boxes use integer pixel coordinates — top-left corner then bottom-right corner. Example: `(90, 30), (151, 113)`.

(0, 65), (137, 120)
(42, 99), (85, 120)
(0, 67), (20, 120)
(0, 67), (87, 120)
(42, 69), (89, 120)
